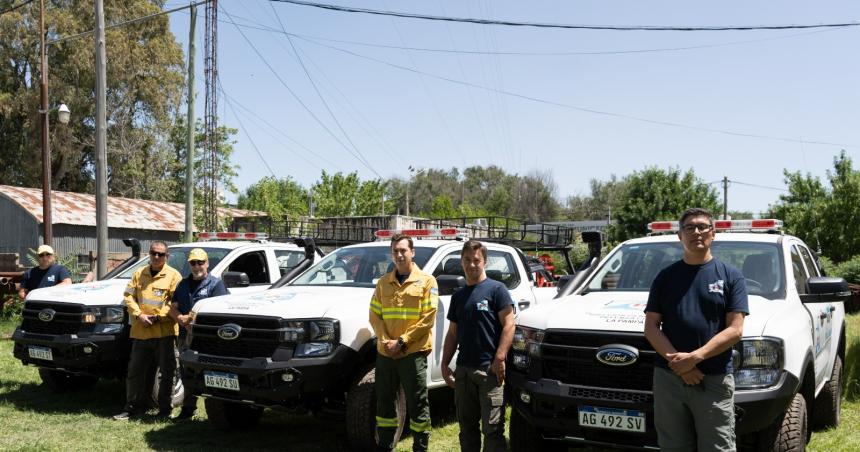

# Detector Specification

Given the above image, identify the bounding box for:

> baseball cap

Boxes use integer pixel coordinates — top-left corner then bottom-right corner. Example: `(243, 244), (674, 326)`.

(37, 245), (55, 255)
(187, 248), (208, 262)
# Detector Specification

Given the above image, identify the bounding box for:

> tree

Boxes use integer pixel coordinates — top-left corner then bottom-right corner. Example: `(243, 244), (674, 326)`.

(611, 167), (720, 242)
(428, 194), (457, 219)
(0, 0), (186, 196)
(237, 176), (308, 221)
(312, 171), (362, 217)
(565, 175), (627, 220)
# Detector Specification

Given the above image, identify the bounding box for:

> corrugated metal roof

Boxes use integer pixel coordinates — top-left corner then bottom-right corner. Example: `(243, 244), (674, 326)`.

(0, 185), (264, 232)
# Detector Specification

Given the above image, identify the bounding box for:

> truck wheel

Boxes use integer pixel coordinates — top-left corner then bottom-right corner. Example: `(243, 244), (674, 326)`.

(345, 368), (406, 452)
(204, 398), (263, 429)
(758, 392), (807, 452)
(812, 355), (843, 430)
(38, 369), (98, 392)
(151, 366), (185, 408)
(510, 406), (565, 452)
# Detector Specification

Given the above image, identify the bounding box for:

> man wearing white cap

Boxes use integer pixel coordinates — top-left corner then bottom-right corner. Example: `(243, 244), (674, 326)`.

(168, 248), (229, 420)
(17, 245), (72, 299)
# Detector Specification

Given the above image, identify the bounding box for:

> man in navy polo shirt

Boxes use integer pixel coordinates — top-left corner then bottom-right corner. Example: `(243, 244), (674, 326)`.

(644, 208), (749, 452)
(168, 248), (228, 420)
(18, 245), (72, 299)
(440, 240), (515, 452)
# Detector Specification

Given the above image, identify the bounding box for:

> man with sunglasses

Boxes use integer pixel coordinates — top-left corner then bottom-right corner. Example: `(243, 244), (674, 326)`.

(17, 245), (71, 300)
(168, 248), (228, 420)
(644, 208), (748, 451)
(114, 241), (182, 420)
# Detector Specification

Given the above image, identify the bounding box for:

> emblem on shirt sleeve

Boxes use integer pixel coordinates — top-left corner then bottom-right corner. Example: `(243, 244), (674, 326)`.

(430, 287), (438, 296)
(153, 289), (164, 297)
(708, 280), (725, 295)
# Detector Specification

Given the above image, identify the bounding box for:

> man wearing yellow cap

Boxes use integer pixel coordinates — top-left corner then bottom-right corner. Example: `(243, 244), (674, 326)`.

(17, 245), (72, 299)
(168, 248), (229, 420)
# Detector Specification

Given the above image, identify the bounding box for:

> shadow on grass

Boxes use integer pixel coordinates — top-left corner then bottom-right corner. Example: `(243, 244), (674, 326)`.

(0, 377), (127, 417)
(142, 388), (460, 451)
(844, 333), (860, 401)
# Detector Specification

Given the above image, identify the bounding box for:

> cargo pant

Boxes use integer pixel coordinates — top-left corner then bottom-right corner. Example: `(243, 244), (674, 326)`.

(124, 336), (176, 413)
(454, 365), (507, 452)
(178, 330), (196, 411)
(375, 352), (431, 452)
(653, 366), (736, 452)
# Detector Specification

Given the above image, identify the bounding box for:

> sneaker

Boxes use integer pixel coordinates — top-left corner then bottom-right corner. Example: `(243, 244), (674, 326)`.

(112, 411), (134, 420)
(172, 408), (195, 421)
(155, 409), (172, 420)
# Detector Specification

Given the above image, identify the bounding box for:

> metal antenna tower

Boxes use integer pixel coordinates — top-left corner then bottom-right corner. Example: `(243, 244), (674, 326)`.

(203, 0), (219, 231)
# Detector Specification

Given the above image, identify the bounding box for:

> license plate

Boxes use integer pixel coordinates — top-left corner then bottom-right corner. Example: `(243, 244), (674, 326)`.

(28, 346), (53, 361)
(204, 370), (240, 391)
(578, 405), (645, 432)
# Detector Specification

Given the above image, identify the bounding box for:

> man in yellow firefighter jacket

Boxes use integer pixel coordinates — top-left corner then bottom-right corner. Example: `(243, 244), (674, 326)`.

(369, 234), (439, 452)
(113, 241), (182, 420)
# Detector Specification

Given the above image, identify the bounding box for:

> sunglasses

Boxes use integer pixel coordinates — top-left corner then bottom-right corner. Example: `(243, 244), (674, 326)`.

(149, 251), (167, 258)
(38, 253), (53, 257)
(189, 260), (206, 266)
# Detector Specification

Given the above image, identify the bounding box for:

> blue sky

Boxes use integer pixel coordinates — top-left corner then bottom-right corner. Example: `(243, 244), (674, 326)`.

(165, 0), (860, 215)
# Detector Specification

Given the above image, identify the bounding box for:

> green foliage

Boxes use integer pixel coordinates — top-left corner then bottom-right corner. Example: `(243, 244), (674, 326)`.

(565, 175), (627, 221)
(610, 167), (720, 242)
(829, 255), (860, 285)
(770, 151), (860, 263)
(428, 195), (457, 219)
(237, 176), (308, 221)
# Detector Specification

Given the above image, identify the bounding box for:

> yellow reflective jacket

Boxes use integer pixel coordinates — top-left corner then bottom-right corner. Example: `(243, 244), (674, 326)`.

(369, 263), (438, 358)
(124, 264), (182, 340)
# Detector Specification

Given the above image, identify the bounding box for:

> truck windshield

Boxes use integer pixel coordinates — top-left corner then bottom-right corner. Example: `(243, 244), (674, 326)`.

(115, 247), (231, 279)
(584, 241), (785, 300)
(290, 246), (435, 288)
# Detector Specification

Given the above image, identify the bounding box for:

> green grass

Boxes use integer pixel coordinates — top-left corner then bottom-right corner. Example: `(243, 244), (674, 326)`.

(0, 315), (858, 451)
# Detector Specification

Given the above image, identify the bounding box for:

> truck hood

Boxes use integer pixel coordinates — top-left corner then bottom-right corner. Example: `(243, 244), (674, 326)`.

(519, 291), (789, 336)
(193, 286), (375, 320)
(24, 279), (129, 306)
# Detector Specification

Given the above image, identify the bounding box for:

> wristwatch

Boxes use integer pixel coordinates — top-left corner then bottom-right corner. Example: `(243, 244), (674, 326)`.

(397, 337), (407, 352)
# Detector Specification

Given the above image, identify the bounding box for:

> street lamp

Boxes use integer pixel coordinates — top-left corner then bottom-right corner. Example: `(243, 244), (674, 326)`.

(57, 103), (70, 124)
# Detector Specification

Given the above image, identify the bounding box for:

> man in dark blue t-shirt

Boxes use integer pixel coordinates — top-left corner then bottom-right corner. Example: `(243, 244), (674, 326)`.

(440, 240), (514, 452)
(644, 208), (749, 452)
(18, 245), (72, 299)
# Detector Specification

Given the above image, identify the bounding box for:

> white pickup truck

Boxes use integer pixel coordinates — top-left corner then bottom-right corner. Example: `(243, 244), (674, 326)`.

(12, 234), (317, 393)
(507, 219), (848, 452)
(179, 228), (559, 450)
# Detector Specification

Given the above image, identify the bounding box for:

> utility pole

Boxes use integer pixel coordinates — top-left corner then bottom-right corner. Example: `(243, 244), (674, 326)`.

(184, 4), (197, 242)
(94, 0), (108, 278)
(39, 0), (52, 245)
(722, 176), (729, 220)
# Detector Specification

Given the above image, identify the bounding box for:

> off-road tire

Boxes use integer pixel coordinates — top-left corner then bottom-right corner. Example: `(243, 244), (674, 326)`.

(510, 406), (565, 452)
(345, 368), (406, 452)
(812, 355), (843, 430)
(758, 392), (807, 452)
(38, 369), (98, 392)
(204, 398), (263, 429)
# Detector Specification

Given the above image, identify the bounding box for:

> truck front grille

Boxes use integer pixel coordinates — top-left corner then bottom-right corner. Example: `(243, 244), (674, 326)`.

(191, 314), (282, 359)
(540, 330), (656, 392)
(21, 301), (85, 335)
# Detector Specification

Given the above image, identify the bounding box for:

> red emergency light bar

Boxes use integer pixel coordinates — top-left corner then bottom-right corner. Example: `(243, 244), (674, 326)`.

(647, 219), (783, 234)
(374, 228), (469, 239)
(198, 232), (269, 241)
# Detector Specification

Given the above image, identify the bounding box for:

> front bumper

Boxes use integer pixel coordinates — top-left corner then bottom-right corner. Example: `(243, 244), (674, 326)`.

(180, 344), (358, 407)
(12, 327), (130, 376)
(508, 369), (799, 450)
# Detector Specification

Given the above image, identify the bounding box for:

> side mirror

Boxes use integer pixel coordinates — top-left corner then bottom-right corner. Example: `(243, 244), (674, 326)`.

(436, 275), (466, 296)
(222, 271), (250, 288)
(556, 273), (577, 294)
(801, 276), (851, 303)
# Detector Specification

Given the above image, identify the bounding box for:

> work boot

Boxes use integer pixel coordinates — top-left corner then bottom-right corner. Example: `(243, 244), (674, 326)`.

(172, 408), (195, 421)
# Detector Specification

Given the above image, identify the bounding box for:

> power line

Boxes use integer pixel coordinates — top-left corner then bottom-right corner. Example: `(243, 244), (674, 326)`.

(221, 4), (384, 179)
(0, 0), (34, 17)
(730, 180), (789, 192)
(270, 0), (860, 32)
(49, 0), (210, 45)
(294, 35), (859, 149)
(220, 86), (277, 177)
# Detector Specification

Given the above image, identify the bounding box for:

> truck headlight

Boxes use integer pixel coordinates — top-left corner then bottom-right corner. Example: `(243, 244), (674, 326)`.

(83, 306), (125, 324)
(280, 319), (339, 357)
(733, 338), (783, 388)
(512, 327), (544, 371)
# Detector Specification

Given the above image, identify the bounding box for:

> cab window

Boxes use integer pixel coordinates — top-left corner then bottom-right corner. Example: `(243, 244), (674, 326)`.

(791, 245), (809, 295)
(432, 249), (520, 289)
(275, 249), (306, 276)
(797, 246), (820, 278)
(228, 251), (270, 285)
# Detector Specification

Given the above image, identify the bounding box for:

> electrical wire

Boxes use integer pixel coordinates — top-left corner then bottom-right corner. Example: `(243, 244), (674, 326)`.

(0, 0), (34, 17)
(294, 35), (859, 149)
(269, 0), (860, 32)
(220, 85), (277, 177)
(221, 4), (384, 179)
(730, 180), (789, 192)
